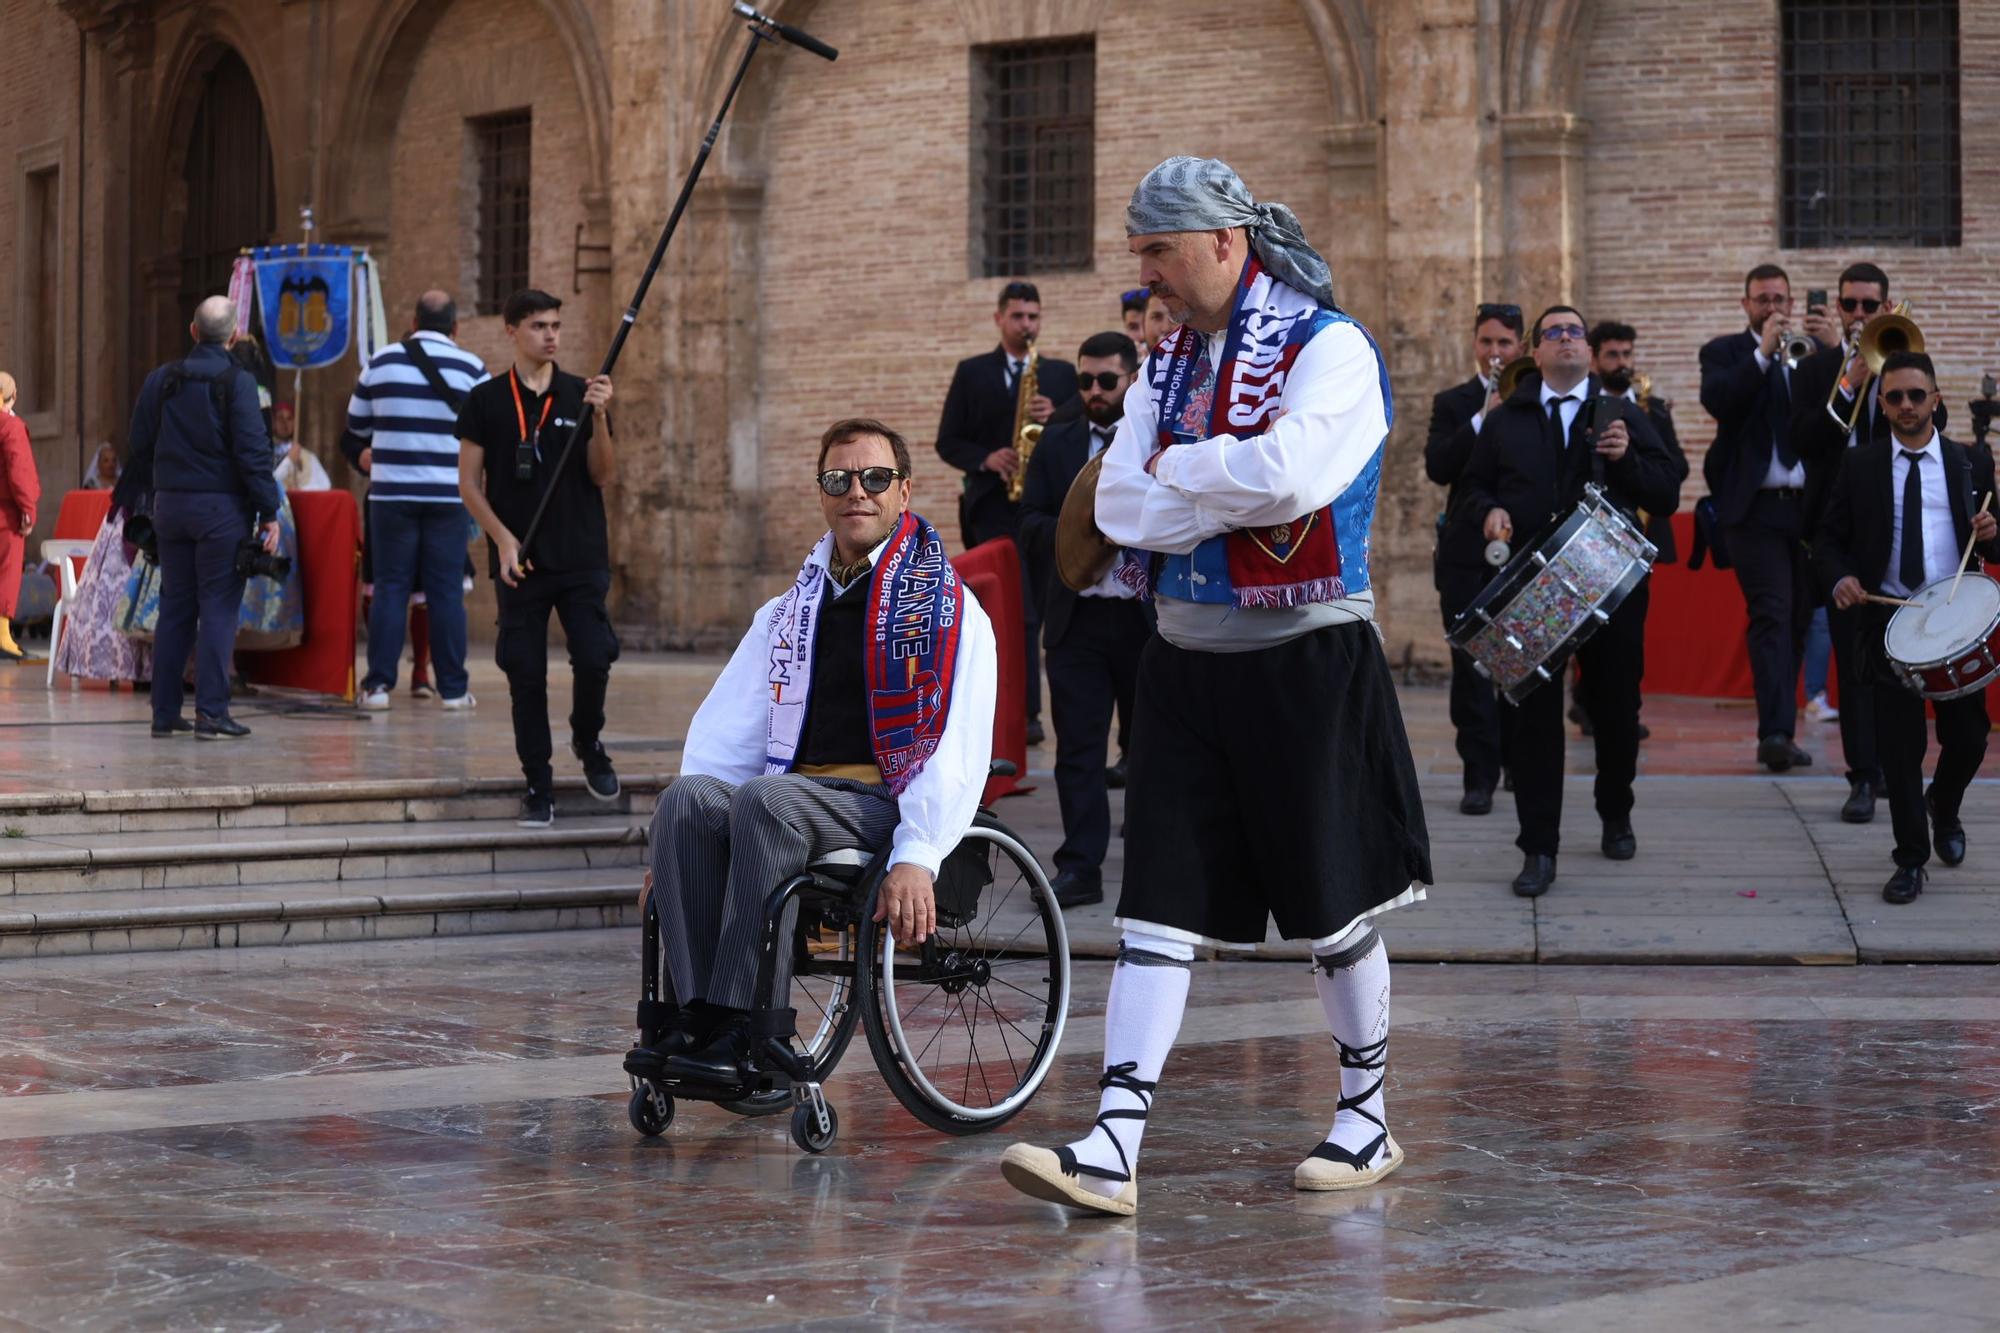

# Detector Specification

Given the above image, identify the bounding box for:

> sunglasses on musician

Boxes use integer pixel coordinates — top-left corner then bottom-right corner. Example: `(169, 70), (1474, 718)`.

(1840, 297), (1885, 315)
(1078, 372), (1126, 392)
(1882, 388), (1933, 407)
(818, 467), (906, 497)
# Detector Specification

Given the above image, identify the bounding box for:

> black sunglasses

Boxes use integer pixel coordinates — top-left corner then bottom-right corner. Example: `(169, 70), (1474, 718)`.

(1078, 372), (1126, 392)
(1839, 297), (1885, 315)
(818, 467), (906, 497)
(1478, 303), (1522, 321)
(1882, 388), (1932, 407)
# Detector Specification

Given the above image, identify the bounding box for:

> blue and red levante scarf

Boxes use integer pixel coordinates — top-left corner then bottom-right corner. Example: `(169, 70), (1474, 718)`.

(1149, 256), (1345, 607)
(764, 511), (966, 796)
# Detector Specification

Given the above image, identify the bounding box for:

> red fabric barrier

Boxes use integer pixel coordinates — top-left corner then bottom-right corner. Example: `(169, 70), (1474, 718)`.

(953, 536), (1027, 804)
(241, 490), (362, 700)
(51, 489), (111, 542)
(1643, 513), (1758, 700)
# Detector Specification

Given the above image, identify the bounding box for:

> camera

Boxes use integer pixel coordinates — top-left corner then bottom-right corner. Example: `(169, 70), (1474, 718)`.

(234, 513), (292, 583)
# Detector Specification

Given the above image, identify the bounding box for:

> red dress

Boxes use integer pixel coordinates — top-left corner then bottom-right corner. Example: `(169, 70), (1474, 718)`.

(0, 410), (41, 619)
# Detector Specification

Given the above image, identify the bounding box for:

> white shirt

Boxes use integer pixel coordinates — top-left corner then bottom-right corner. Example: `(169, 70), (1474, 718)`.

(679, 532), (999, 877)
(1749, 334), (1806, 489)
(273, 443), (332, 492)
(1539, 378), (1585, 441)
(1078, 424), (1138, 601)
(1883, 430), (1960, 598)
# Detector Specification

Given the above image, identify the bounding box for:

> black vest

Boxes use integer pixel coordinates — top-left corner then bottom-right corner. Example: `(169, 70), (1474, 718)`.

(796, 577), (873, 767)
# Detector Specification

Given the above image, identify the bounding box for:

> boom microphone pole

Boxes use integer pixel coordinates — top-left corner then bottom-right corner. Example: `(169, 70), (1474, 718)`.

(517, 2), (838, 558)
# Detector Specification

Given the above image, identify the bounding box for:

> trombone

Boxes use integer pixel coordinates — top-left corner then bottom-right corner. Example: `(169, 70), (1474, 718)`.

(1825, 302), (1922, 435)
(1495, 355), (1537, 401)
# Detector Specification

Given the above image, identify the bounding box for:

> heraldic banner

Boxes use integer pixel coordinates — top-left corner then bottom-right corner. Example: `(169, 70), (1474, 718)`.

(252, 244), (354, 370)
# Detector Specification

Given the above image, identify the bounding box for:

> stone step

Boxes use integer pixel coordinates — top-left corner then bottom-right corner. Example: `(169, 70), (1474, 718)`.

(0, 773), (671, 837)
(0, 865), (642, 959)
(0, 813), (648, 896)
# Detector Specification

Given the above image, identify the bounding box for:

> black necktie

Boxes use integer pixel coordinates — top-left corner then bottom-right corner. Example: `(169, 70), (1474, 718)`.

(1006, 359), (1021, 389)
(1090, 426), (1112, 456)
(1900, 450), (1928, 591)
(1546, 396), (1575, 455)
(1772, 360), (1798, 468)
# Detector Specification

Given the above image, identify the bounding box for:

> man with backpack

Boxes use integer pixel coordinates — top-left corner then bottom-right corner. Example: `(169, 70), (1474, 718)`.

(126, 296), (283, 739)
(343, 290), (489, 710)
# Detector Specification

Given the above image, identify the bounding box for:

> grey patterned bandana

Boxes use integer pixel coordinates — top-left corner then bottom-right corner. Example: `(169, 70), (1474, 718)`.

(1125, 156), (1336, 309)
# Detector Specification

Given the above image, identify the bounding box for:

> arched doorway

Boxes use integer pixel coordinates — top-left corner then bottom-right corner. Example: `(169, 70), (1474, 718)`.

(175, 48), (275, 318)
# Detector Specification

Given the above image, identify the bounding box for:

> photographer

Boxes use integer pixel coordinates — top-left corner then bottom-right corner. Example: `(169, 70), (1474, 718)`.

(127, 296), (282, 740)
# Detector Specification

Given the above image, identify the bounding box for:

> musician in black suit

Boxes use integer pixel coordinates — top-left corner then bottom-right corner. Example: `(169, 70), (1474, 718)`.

(1589, 322), (1685, 562)
(1019, 331), (1153, 909)
(1790, 262), (1901, 822)
(1425, 302), (1524, 815)
(936, 281), (1081, 746)
(1460, 306), (1683, 899)
(1816, 352), (2000, 906)
(1700, 263), (1816, 774)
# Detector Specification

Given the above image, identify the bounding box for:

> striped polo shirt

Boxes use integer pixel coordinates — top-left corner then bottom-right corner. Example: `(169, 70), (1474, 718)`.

(344, 332), (490, 503)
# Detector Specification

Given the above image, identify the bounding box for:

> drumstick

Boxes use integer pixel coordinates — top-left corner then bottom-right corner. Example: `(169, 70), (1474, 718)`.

(1862, 593), (1921, 609)
(1947, 492), (1994, 604)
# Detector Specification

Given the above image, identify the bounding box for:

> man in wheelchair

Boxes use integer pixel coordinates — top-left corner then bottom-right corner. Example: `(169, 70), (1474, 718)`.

(628, 418), (997, 1088)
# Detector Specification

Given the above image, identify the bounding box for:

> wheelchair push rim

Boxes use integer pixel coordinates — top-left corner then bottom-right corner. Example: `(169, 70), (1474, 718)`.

(863, 822), (1069, 1126)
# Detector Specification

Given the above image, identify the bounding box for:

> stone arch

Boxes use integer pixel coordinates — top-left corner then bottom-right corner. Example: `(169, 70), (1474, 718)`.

(324, 0), (613, 235)
(1503, 0), (1598, 116)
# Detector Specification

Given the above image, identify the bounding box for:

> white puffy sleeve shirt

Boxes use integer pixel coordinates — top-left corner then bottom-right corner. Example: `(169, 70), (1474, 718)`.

(1095, 321), (1389, 554)
(679, 551), (998, 879)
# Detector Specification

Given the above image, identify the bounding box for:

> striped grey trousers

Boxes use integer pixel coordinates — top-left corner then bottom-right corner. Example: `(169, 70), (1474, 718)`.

(649, 773), (900, 1010)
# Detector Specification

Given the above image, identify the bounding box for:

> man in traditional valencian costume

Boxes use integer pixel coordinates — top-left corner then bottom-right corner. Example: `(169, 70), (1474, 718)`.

(1001, 158), (1433, 1216)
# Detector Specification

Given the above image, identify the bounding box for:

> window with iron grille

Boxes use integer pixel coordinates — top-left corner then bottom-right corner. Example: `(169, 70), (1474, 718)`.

(973, 38), (1095, 277)
(1780, 0), (1960, 249)
(473, 110), (533, 315)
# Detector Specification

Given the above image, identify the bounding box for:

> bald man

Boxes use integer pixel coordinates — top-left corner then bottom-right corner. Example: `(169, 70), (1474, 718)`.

(126, 296), (283, 738)
(0, 371), (40, 660)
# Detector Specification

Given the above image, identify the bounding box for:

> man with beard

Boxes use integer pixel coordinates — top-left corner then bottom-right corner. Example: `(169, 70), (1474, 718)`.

(1019, 331), (1153, 909)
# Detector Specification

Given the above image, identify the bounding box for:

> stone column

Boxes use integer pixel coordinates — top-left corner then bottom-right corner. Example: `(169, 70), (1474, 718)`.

(1499, 111), (1591, 315)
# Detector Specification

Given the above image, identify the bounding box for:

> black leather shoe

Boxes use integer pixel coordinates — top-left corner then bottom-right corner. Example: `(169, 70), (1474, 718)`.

(1105, 756), (1128, 790)
(151, 717), (193, 738)
(1052, 871), (1104, 910)
(1601, 818), (1636, 861)
(1512, 853), (1556, 898)
(195, 713), (250, 740)
(1459, 786), (1494, 816)
(1786, 741), (1813, 768)
(1025, 718), (1046, 746)
(1841, 779), (1876, 824)
(1882, 865), (1926, 905)
(1929, 792), (1966, 867)
(664, 1011), (753, 1085)
(1757, 735), (1794, 772)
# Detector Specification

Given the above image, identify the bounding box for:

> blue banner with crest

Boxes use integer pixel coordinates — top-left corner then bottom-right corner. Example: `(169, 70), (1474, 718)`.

(252, 244), (353, 370)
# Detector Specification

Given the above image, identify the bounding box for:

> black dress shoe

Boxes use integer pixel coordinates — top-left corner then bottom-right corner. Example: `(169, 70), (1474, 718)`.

(1512, 853), (1556, 898)
(151, 717), (193, 738)
(1786, 741), (1813, 768)
(1601, 818), (1636, 861)
(1929, 793), (1966, 867)
(1025, 718), (1046, 746)
(1459, 786), (1494, 816)
(1052, 872), (1104, 910)
(1105, 756), (1128, 790)
(195, 713), (250, 740)
(1841, 779), (1876, 824)
(664, 1011), (753, 1085)
(1757, 735), (1794, 772)
(1882, 865), (1926, 905)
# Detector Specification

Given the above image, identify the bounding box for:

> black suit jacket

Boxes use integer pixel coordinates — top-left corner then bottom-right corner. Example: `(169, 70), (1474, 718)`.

(935, 347), (1079, 544)
(1018, 416), (1153, 649)
(1699, 328), (1796, 527)
(1459, 373), (1683, 550)
(1424, 375), (1490, 578)
(1813, 433), (2000, 599)
(1634, 394), (1686, 563)
(1790, 343), (1950, 531)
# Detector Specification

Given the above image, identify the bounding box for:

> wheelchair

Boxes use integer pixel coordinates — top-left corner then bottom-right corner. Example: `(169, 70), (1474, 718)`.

(625, 766), (1071, 1154)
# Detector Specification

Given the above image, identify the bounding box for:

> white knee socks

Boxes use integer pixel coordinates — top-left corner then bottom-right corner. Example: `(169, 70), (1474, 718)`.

(1313, 925), (1391, 1165)
(1062, 930), (1193, 1198)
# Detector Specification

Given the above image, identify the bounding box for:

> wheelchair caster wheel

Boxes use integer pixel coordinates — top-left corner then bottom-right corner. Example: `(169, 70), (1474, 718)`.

(789, 1100), (839, 1154)
(629, 1085), (674, 1137)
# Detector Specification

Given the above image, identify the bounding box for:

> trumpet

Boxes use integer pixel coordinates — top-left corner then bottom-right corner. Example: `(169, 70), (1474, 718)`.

(1824, 303), (1922, 435)
(1495, 355), (1537, 401)
(1781, 328), (1817, 369)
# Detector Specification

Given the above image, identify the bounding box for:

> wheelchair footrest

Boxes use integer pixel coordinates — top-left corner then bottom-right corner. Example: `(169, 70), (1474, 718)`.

(749, 1007), (798, 1038)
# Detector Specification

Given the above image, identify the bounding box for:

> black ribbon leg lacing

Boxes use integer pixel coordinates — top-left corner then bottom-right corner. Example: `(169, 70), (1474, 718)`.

(1307, 1034), (1388, 1170)
(1054, 1061), (1155, 1184)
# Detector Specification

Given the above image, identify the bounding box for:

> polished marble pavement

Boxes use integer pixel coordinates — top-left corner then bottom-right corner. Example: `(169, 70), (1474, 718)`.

(2, 930), (1998, 1329)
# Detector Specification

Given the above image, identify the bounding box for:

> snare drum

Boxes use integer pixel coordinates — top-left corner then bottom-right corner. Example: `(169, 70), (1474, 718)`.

(1883, 572), (2000, 700)
(1448, 485), (1658, 704)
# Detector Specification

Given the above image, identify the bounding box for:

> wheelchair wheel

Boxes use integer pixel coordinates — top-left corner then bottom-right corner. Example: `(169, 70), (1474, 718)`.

(856, 819), (1069, 1135)
(790, 1100), (839, 1154)
(629, 1083), (674, 1137)
(724, 922), (862, 1117)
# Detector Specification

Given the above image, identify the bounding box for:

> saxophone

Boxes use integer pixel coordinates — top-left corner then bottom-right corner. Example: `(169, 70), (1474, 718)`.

(1005, 340), (1043, 503)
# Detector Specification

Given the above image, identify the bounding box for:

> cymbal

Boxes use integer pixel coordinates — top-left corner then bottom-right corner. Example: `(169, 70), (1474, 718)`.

(1056, 452), (1118, 592)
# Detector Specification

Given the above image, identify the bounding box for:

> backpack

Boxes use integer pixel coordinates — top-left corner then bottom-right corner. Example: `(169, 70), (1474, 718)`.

(158, 358), (239, 455)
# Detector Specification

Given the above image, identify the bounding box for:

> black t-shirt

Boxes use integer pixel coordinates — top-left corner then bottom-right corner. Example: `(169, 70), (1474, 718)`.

(456, 365), (609, 577)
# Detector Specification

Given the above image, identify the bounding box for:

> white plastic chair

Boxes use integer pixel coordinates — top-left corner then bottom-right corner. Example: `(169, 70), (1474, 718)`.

(40, 539), (94, 686)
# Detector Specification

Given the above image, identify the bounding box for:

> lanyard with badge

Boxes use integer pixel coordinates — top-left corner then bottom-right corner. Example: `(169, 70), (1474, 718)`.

(509, 367), (555, 481)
